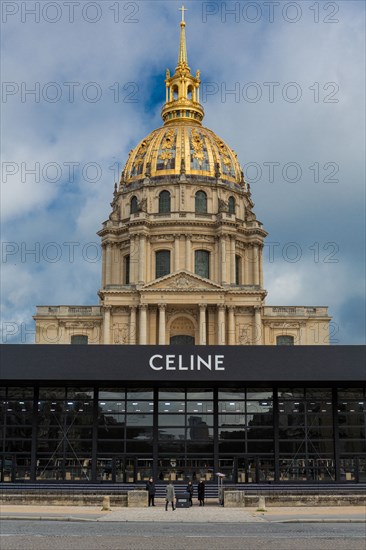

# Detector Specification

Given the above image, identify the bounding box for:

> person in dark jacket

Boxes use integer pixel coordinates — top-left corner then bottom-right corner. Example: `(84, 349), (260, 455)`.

(197, 480), (205, 506)
(146, 477), (156, 506)
(186, 480), (193, 506)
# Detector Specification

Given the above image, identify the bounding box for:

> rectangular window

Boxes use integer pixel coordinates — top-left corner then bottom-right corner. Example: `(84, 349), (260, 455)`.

(124, 255), (130, 285)
(195, 250), (209, 279)
(155, 250), (170, 278)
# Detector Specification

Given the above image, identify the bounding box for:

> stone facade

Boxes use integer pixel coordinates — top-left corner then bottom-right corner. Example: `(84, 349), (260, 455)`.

(33, 15), (331, 346)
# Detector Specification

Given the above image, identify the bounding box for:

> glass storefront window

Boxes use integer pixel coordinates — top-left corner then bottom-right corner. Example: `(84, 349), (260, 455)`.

(338, 388), (364, 399)
(158, 427), (185, 440)
(158, 401), (185, 413)
(278, 388), (305, 398)
(127, 401), (154, 413)
(99, 389), (125, 400)
(126, 415), (153, 426)
(39, 388), (65, 400)
(159, 389), (185, 399)
(219, 401), (245, 413)
(127, 389), (153, 399)
(187, 389), (213, 399)
(158, 414), (185, 426)
(186, 401), (213, 414)
(7, 387), (34, 399)
(247, 389), (273, 399)
(219, 414), (245, 426)
(218, 390), (245, 400)
(67, 388), (94, 399)
(99, 401), (125, 413)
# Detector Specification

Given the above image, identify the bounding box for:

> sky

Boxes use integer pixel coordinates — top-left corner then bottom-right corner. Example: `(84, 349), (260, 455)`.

(1, 0), (365, 344)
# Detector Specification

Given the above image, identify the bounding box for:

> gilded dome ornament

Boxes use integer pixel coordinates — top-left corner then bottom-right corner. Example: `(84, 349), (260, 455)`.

(120, 7), (245, 188)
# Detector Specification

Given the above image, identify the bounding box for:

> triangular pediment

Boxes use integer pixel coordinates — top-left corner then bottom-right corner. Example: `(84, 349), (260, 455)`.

(141, 270), (224, 291)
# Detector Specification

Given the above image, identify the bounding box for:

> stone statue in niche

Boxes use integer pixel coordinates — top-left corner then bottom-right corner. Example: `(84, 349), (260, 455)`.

(109, 200), (120, 221)
(218, 198), (229, 213)
(137, 198), (147, 212)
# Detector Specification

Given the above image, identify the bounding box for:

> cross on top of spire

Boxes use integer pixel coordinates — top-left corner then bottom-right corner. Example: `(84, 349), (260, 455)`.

(179, 5), (188, 24)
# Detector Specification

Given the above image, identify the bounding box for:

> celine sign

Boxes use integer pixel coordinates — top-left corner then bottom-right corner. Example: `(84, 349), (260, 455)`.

(149, 354), (225, 371)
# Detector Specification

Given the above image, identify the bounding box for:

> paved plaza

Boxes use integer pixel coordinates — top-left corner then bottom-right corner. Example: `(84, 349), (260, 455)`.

(1, 501), (365, 523)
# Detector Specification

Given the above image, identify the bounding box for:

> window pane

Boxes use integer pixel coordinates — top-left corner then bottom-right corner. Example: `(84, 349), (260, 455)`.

(156, 250), (170, 278)
(124, 255), (130, 285)
(71, 335), (88, 344)
(131, 196), (138, 214)
(195, 191), (207, 213)
(277, 335), (294, 345)
(195, 250), (209, 278)
(159, 191), (171, 213)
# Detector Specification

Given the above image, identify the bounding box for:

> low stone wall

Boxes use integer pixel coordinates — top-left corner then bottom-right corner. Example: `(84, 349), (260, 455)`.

(127, 490), (148, 507)
(224, 491), (366, 507)
(0, 494), (128, 507)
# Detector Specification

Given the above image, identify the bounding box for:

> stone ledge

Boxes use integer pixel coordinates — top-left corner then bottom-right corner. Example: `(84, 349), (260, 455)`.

(224, 492), (366, 507)
(0, 494), (127, 507)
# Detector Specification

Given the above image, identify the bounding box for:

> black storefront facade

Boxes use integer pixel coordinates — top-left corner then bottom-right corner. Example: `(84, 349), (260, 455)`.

(1, 345), (365, 485)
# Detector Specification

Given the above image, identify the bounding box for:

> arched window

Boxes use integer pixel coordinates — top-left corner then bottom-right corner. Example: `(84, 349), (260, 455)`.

(228, 196), (235, 215)
(235, 255), (241, 285)
(172, 86), (178, 101)
(276, 335), (294, 346)
(195, 191), (207, 213)
(130, 196), (138, 214)
(124, 255), (130, 285)
(195, 250), (210, 279)
(71, 335), (88, 344)
(159, 190), (171, 213)
(187, 85), (193, 100)
(155, 250), (170, 278)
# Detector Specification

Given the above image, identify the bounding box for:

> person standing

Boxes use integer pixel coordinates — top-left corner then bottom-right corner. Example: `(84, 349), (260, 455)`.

(186, 480), (193, 506)
(146, 477), (156, 507)
(197, 480), (205, 506)
(165, 480), (175, 511)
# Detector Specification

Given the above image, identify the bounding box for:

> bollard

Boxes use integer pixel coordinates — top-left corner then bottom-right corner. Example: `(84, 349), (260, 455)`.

(101, 495), (111, 511)
(257, 496), (267, 511)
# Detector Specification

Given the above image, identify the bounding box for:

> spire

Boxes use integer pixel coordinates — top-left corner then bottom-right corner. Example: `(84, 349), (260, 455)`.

(178, 5), (188, 67)
(161, 6), (204, 125)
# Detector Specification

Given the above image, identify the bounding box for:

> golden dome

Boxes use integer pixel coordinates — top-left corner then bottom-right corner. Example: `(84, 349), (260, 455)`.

(121, 6), (243, 187)
(122, 124), (243, 185)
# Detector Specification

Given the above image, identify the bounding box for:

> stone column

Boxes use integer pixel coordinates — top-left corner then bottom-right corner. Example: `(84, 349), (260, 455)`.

(259, 245), (264, 288)
(138, 235), (146, 284)
(145, 236), (151, 281)
(243, 245), (250, 284)
(185, 234), (191, 271)
(103, 306), (111, 344)
(199, 304), (207, 345)
(105, 243), (112, 286)
(174, 235), (180, 272)
(230, 237), (236, 284)
(253, 244), (260, 286)
(115, 245), (121, 285)
(158, 304), (166, 345)
(101, 243), (106, 287)
(220, 236), (227, 284)
(228, 306), (236, 345)
(218, 305), (226, 345)
(129, 306), (137, 344)
(254, 307), (262, 345)
(129, 235), (136, 284)
(139, 304), (148, 345)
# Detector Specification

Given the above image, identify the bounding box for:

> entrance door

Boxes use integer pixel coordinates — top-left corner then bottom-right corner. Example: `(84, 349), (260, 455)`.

(170, 335), (195, 345)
